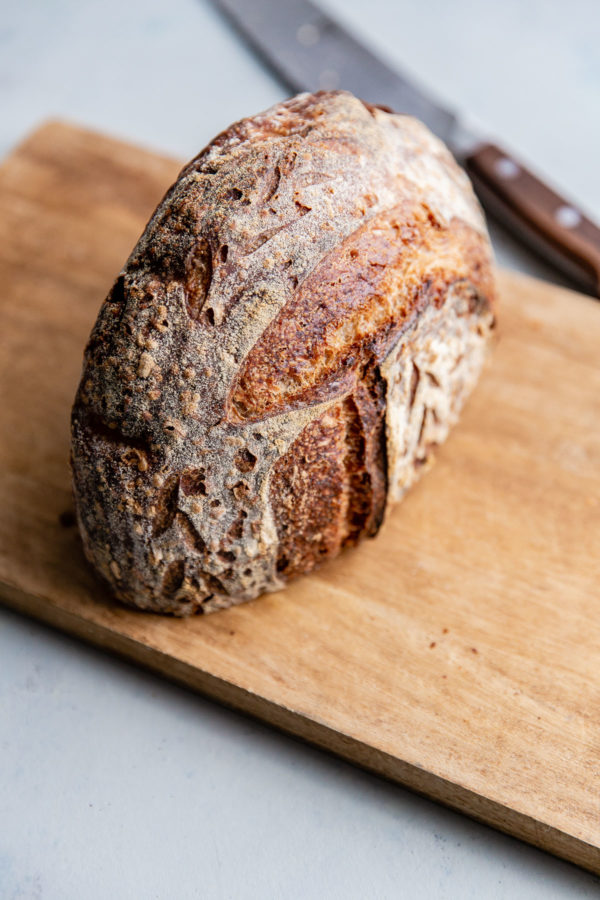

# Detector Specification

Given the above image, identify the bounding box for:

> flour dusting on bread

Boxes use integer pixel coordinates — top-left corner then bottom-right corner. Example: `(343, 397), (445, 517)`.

(71, 91), (496, 614)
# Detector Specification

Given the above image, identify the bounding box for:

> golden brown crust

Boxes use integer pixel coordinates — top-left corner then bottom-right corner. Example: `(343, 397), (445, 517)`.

(230, 204), (493, 423)
(270, 362), (388, 580)
(70, 90), (496, 615)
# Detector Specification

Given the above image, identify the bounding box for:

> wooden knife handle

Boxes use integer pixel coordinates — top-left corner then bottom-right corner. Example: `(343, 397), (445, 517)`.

(464, 142), (600, 297)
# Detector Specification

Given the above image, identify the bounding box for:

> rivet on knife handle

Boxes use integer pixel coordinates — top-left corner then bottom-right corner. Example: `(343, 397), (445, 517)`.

(464, 143), (600, 297)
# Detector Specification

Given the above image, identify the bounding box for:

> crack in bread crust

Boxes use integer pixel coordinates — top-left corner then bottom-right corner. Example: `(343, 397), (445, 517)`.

(229, 205), (493, 423)
(70, 90), (496, 615)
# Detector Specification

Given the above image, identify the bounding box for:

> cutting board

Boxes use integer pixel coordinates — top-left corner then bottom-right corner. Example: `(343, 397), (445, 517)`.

(1, 121), (599, 873)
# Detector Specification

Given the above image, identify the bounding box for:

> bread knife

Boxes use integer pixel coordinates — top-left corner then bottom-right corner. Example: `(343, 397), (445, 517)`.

(212, 0), (600, 297)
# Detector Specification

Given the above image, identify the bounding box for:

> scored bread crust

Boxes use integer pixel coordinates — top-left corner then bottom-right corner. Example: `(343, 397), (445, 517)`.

(71, 90), (496, 615)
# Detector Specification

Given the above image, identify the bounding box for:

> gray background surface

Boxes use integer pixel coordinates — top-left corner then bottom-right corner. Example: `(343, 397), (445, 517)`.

(1, 1), (599, 897)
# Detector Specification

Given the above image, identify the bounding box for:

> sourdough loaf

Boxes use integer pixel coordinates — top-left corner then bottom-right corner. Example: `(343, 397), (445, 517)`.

(71, 90), (496, 614)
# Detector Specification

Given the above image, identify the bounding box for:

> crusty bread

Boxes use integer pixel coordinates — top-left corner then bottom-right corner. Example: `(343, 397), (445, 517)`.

(71, 90), (496, 615)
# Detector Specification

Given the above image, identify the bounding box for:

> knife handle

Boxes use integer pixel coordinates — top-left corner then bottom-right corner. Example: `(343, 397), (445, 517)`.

(464, 143), (600, 297)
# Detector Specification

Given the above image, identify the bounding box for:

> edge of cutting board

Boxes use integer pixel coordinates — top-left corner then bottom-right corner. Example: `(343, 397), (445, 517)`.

(2, 577), (598, 875)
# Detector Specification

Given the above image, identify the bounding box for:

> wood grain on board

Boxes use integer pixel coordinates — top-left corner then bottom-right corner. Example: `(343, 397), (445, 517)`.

(0, 121), (599, 872)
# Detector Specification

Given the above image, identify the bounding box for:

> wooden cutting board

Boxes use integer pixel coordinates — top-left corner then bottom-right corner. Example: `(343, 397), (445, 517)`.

(1, 121), (599, 873)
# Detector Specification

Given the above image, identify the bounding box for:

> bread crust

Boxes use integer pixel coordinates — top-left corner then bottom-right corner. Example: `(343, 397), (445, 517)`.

(71, 90), (496, 614)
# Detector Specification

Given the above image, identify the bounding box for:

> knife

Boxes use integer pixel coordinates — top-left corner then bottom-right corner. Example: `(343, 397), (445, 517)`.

(212, 0), (600, 297)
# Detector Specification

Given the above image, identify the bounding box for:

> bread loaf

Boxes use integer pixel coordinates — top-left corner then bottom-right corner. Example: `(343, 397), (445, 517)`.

(71, 90), (496, 615)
